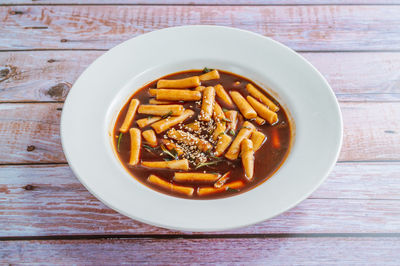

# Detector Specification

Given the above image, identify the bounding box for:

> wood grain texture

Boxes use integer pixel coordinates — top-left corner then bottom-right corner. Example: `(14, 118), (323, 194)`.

(1, 163), (400, 236)
(312, 162), (400, 200)
(0, 102), (398, 163)
(0, 103), (65, 163)
(2, 238), (400, 265)
(340, 102), (400, 161)
(0, 1), (398, 261)
(4, 0), (400, 4)
(1, 51), (400, 102)
(1, 6), (400, 51)
(303, 52), (400, 102)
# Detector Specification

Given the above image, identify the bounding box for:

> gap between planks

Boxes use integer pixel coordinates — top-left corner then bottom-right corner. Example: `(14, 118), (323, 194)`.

(3, 0), (400, 6)
(1, 233), (400, 241)
(4, 49), (400, 53)
(4, 3), (358, 7)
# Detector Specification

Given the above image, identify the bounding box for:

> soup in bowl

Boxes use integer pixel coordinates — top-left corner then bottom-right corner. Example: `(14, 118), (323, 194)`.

(113, 68), (292, 199)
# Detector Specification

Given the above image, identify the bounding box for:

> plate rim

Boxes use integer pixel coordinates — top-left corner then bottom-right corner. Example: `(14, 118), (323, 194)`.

(61, 25), (343, 232)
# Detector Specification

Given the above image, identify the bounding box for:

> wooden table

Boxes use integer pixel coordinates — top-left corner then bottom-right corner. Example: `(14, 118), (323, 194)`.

(1, 0), (400, 264)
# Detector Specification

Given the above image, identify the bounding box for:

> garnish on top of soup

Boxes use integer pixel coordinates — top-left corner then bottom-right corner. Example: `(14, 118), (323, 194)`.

(113, 68), (291, 199)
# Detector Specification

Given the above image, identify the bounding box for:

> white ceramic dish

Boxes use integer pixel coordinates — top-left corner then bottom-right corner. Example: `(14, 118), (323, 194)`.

(61, 25), (342, 232)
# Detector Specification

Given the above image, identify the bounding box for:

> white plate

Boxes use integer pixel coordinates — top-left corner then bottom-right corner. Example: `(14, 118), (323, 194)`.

(61, 25), (342, 232)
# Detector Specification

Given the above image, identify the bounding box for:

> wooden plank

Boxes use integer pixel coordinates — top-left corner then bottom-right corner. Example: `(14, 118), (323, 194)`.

(0, 51), (80, 102)
(312, 162), (400, 200)
(340, 102), (400, 161)
(1, 51), (400, 102)
(0, 103), (65, 163)
(0, 102), (399, 163)
(1, 6), (400, 51)
(1, 163), (400, 236)
(302, 52), (400, 102)
(2, 238), (400, 265)
(4, 0), (400, 5)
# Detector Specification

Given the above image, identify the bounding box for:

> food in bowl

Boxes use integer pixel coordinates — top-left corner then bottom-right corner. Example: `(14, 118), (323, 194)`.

(113, 68), (291, 199)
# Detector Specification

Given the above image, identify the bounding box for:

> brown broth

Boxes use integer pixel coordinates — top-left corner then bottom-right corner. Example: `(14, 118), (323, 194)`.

(113, 70), (292, 199)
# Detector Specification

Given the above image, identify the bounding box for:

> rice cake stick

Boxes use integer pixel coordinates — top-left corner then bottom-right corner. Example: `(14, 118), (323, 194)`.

(142, 159), (189, 170)
(215, 84), (233, 106)
(119, 99), (140, 133)
(142, 129), (157, 147)
(247, 96), (278, 125)
(148, 89), (158, 96)
(212, 103), (227, 140)
(194, 86), (205, 92)
(136, 116), (161, 128)
(162, 139), (184, 156)
(199, 69), (220, 81)
(199, 86), (216, 121)
(246, 83), (279, 112)
(250, 131), (266, 152)
(197, 180), (244, 196)
(167, 128), (212, 152)
(230, 91), (257, 119)
(128, 128), (141, 165)
(173, 173), (221, 182)
(151, 109), (194, 134)
(254, 116), (266, 126)
(241, 139), (254, 180)
(156, 89), (201, 101)
(225, 121), (255, 160)
(224, 110), (238, 132)
(147, 174), (194, 196)
(148, 99), (175, 105)
(138, 104), (184, 116)
(157, 76), (200, 89)
(214, 134), (232, 157)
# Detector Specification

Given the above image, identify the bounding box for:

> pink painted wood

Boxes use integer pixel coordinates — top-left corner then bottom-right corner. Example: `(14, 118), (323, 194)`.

(2, 238), (400, 264)
(4, 0), (400, 4)
(1, 6), (400, 51)
(1, 51), (400, 102)
(0, 103), (64, 163)
(0, 1), (400, 264)
(1, 163), (400, 236)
